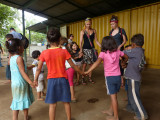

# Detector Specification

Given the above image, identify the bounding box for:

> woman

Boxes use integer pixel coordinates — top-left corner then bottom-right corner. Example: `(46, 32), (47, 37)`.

(80, 18), (101, 85)
(109, 15), (128, 87)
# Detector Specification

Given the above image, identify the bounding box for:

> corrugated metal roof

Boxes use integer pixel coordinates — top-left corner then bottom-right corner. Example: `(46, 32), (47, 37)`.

(1, 0), (160, 33)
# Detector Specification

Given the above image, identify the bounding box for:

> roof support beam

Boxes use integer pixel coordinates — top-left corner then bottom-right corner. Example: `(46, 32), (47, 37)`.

(37, 0), (65, 15)
(21, 0), (39, 9)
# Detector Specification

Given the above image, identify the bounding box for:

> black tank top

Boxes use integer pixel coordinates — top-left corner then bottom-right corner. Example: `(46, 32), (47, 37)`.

(83, 32), (95, 49)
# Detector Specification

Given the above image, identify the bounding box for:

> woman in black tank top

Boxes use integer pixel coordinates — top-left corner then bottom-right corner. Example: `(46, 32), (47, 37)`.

(80, 18), (101, 84)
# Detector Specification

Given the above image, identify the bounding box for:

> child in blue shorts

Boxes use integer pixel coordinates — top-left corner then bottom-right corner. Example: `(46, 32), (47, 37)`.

(85, 36), (128, 120)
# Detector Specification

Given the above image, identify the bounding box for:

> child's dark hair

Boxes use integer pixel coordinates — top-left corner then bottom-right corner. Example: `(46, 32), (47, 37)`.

(69, 34), (73, 37)
(47, 28), (61, 44)
(101, 36), (118, 52)
(10, 28), (15, 31)
(5, 38), (23, 54)
(131, 34), (144, 46)
(32, 50), (41, 59)
(5, 34), (13, 39)
(60, 37), (68, 46)
(125, 44), (132, 48)
(71, 42), (79, 50)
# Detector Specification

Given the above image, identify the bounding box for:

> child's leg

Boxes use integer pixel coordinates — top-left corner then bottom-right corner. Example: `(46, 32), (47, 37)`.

(127, 79), (148, 119)
(23, 109), (28, 120)
(13, 110), (19, 120)
(110, 94), (119, 119)
(70, 86), (76, 100)
(63, 102), (71, 120)
(49, 103), (57, 120)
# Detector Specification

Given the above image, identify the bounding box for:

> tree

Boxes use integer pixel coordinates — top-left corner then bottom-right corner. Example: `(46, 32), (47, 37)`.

(0, 4), (18, 36)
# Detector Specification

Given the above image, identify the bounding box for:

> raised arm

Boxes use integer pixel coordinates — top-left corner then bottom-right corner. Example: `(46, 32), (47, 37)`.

(80, 30), (84, 53)
(17, 56), (34, 87)
(85, 58), (102, 74)
(94, 29), (101, 48)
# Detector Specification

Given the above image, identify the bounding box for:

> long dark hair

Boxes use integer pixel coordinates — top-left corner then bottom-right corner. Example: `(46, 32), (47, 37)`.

(101, 36), (118, 53)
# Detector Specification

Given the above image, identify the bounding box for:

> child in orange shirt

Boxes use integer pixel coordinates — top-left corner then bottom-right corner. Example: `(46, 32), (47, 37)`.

(34, 29), (83, 120)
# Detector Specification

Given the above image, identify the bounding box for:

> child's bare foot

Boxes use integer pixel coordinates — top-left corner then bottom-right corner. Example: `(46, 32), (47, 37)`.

(106, 116), (119, 120)
(37, 98), (44, 101)
(102, 109), (113, 116)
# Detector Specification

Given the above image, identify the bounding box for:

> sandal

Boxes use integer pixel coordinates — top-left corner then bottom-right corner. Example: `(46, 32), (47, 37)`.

(82, 78), (86, 85)
(89, 77), (95, 84)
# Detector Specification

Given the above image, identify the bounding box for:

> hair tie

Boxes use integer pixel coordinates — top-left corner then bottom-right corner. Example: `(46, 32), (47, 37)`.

(8, 40), (12, 45)
(63, 43), (67, 46)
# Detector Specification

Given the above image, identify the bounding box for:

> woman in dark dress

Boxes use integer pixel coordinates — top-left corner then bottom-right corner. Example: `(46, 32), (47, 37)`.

(109, 15), (128, 87)
(80, 18), (101, 84)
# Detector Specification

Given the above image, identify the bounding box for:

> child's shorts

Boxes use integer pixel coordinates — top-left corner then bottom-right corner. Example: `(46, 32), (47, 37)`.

(36, 80), (44, 92)
(105, 76), (121, 95)
(45, 78), (71, 104)
(6, 65), (11, 80)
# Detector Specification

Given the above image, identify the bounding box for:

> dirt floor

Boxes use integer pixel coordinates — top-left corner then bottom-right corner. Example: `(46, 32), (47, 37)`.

(0, 56), (160, 120)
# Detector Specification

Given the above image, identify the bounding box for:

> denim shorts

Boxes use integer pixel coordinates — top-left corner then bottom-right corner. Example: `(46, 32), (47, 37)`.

(105, 76), (121, 95)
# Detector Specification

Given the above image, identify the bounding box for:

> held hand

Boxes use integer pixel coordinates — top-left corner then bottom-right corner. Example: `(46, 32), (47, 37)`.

(34, 80), (38, 87)
(29, 82), (35, 88)
(84, 71), (89, 76)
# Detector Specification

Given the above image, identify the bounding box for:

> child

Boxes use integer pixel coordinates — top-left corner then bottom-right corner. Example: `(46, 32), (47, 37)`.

(71, 42), (83, 85)
(32, 50), (45, 101)
(6, 38), (35, 120)
(34, 29), (83, 120)
(60, 37), (77, 102)
(123, 34), (148, 120)
(85, 36), (128, 120)
(5, 34), (13, 83)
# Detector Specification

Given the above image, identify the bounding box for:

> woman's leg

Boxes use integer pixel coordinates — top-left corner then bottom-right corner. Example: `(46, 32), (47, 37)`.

(82, 64), (87, 84)
(13, 110), (19, 120)
(76, 66), (81, 83)
(23, 109), (28, 120)
(63, 102), (71, 120)
(49, 103), (57, 120)
(88, 64), (95, 83)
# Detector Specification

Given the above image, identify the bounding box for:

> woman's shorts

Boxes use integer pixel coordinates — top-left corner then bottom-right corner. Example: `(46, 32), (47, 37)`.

(82, 49), (94, 64)
(105, 76), (121, 95)
(45, 78), (71, 104)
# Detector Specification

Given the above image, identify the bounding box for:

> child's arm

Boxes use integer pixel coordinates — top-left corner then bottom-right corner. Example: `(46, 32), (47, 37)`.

(34, 60), (43, 86)
(121, 54), (128, 68)
(67, 58), (83, 75)
(17, 56), (35, 88)
(27, 65), (35, 70)
(85, 58), (102, 75)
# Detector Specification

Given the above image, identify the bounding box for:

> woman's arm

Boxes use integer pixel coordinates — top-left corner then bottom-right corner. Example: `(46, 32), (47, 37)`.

(94, 29), (101, 48)
(80, 30), (84, 53)
(85, 58), (102, 75)
(67, 58), (83, 75)
(118, 34), (127, 50)
(17, 56), (35, 87)
(34, 60), (43, 86)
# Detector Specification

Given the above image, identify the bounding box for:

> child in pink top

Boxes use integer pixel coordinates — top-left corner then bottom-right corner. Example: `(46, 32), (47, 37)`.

(85, 36), (128, 120)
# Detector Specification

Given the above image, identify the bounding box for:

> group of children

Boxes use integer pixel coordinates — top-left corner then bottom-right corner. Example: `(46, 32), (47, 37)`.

(5, 28), (148, 120)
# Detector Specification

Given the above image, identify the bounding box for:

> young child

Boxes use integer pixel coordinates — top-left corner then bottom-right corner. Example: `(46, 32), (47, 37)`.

(85, 36), (128, 120)
(5, 34), (13, 83)
(123, 34), (148, 120)
(60, 37), (77, 102)
(34, 29), (83, 120)
(32, 50), (45, 101)
(71, 42), (83, 85)
(6, 38), (35, 120)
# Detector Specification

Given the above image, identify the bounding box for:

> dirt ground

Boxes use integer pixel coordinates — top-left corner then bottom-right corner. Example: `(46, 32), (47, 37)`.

(0, 56), (160, 120)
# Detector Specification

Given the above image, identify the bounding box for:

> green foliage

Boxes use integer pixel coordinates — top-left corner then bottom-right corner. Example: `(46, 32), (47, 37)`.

(0, 4), (18, 36)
